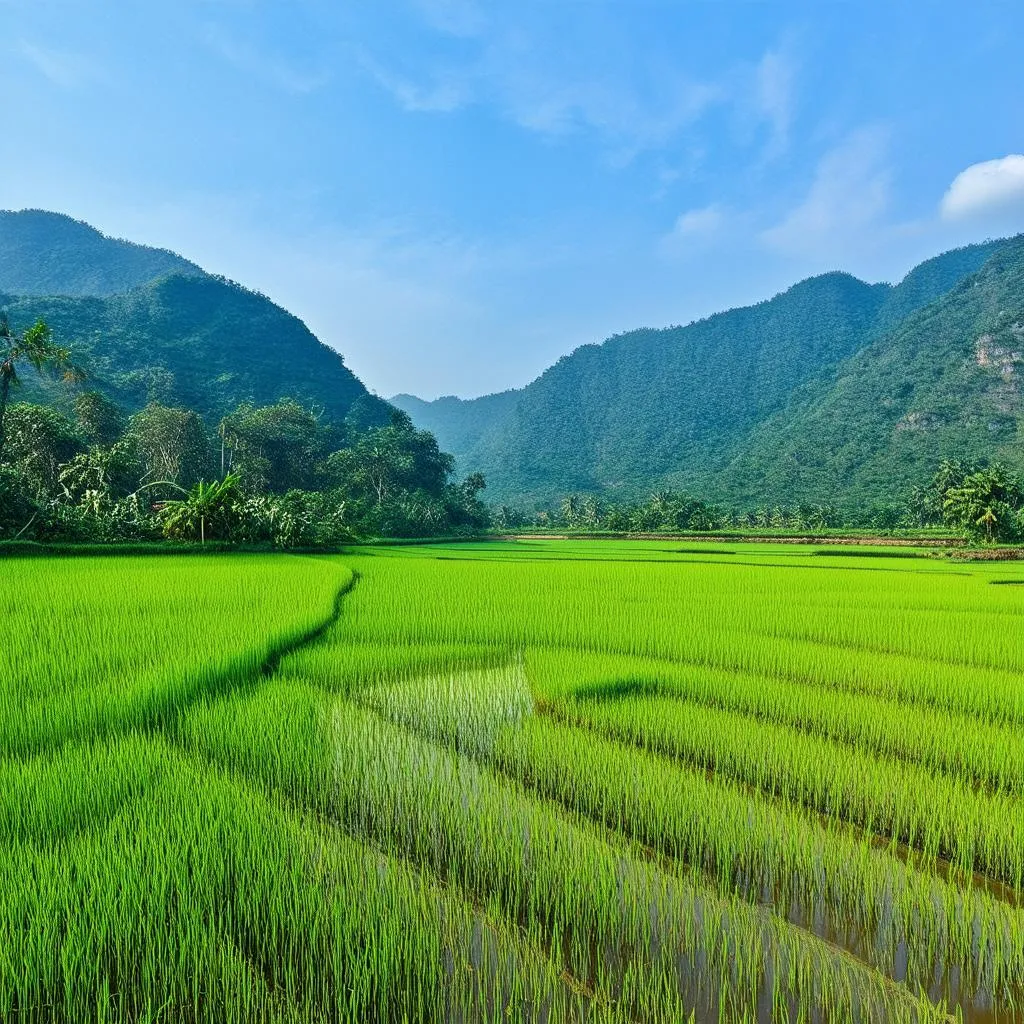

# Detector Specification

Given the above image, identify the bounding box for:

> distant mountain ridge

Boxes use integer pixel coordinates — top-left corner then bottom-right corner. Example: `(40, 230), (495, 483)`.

(0, 209), (389, 429)
(392, 238), (1016, 508)
(6, 209), (1019, 511)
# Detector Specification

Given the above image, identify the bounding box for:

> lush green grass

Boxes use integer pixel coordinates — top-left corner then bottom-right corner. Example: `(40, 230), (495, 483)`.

(3, 540), (1022, 1021)
(0, 553), (351, 753)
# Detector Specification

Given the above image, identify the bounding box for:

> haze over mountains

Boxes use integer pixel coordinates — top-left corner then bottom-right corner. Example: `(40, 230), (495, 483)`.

(394, 237), (1024, 509)
(3, 208), (1023, 513)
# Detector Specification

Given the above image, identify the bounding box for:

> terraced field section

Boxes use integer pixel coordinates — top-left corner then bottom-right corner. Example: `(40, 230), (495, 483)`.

(3, 542), (1022, 1022)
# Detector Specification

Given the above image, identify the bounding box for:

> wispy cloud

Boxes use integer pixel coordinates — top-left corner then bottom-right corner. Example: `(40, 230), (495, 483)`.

(672, 204), (725, 239)
(201, 24), (330, 94)
(753, 47), (795, 159)
(360, 10), (804, 175)
(940, 155), (1024, 221)
(760, 126), (891, 259)
(658, 202), (730, 258)
(357, 13), (725, 161)
(357, 53), (467, 113)
(411, 0), (486, 39)
(19, 40), (98, 88)
(502, 68), (722, 157)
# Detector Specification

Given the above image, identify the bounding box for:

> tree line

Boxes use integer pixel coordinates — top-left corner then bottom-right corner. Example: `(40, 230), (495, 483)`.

(0, 317), (488, 546)
(494, 460), (1024, 543)
(4, 315), (1020, 547)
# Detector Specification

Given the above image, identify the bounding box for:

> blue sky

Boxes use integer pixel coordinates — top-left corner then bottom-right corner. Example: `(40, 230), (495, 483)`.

(4, 1), (1024, 399)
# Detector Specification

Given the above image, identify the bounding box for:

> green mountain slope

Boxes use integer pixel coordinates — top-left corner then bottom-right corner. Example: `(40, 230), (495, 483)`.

(389, 390), (522, 458)
(718, 237), (1024, 508)
(0, 210), (200, 296)
(0, 210), (389, 428)
(395, 240), (1007, 506)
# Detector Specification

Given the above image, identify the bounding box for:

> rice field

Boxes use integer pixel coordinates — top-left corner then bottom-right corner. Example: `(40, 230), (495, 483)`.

(3, 540), (1023, 1022)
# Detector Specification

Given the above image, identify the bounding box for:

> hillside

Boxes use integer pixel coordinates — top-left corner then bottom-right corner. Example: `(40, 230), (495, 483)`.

(0, 210), (389, 428)
(389, 390), (522, 458)
(718, 237), (1024, 507)
(394, 240), (1007, 506)
(0, 210), (200, 297)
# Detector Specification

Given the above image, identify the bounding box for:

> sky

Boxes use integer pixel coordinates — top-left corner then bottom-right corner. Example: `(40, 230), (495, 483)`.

(3, 1), (1024, 400)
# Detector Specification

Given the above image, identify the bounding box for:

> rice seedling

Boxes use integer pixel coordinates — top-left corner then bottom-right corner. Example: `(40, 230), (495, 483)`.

(0, 554), (350, 752)
(350, 662), (1024, 1006)
(6, 540), (1022, 1022)
(525, 648), (1024, 796)
(178, 679), (949, 1024)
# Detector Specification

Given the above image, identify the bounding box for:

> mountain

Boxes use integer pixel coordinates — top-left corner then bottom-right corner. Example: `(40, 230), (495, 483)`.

(717, 237), (1024, 508)
(393, 239), (1008, 507)
(389, 390), (522, 458)
(0, 210), (200, 297)
(0, 210), (390, 428)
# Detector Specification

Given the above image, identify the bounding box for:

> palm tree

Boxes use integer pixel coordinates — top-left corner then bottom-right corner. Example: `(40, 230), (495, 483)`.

(0, 316), (70, 457)
(160, 473), (241, 544)
(976, 505), (998, 543)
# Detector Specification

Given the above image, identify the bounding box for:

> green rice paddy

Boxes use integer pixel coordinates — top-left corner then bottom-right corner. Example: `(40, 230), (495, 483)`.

(3, 540), (1023, 1022)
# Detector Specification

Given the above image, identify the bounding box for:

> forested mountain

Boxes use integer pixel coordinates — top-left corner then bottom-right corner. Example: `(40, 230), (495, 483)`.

(0, 210), (486, 545)
(718, 237), (1024, 507)
(393, 238), (1014, 508)
(7, 208), (1020, 516)
(0, 210), (200, 297)
(390, 390), (522, 459)
(0, 210), (389, 428)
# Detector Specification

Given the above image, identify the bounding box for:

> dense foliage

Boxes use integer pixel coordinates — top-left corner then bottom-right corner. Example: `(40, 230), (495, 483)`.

(0, 388), (489, 545)
(394, 239), (1013, 508)
(0, 210), (491, 544)
(0, 210), (198, 297)
(6, 210), (1023, 535)
(0, 210), (389, 427)
(496, 457), (1024, 541)
(494, 491), (843, 534)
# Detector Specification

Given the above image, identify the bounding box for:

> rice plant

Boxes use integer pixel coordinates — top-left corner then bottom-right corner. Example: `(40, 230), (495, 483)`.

(5, 540), (1022, 1021)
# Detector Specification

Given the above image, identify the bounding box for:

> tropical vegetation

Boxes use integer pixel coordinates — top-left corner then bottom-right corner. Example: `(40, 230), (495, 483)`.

(494, 459), (1024, 542)
(0, 385), (489, 544)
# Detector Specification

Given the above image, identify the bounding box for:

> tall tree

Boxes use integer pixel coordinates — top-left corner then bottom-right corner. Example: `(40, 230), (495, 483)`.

(0, 316), (70, 457)
(325, 411), (454, 507)
(128, 403), (210, 491)
(220, 400), (331, 493)
(942, 465), (1020, 542)
(74, 391), (125, 447)
(160, 473), (241, 544)
(1, 403), (82, 499)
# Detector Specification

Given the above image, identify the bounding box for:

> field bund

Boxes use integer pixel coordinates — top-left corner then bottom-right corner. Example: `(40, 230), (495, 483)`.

(2, 540), (1022, 1023)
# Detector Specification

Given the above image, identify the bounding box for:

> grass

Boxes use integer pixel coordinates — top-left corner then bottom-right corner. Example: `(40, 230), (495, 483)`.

(3, 539), (1022, 1021)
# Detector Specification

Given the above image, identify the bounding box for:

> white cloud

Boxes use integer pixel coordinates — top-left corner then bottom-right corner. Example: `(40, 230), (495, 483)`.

(358, 15), (724, 161)
(19, 40), (98, 88)
(760, 126), (890, 259)
(940, 155), (1024, 220)
(411, 0), (486, 38)
(658, 203), (727, 258)
(201, 25), (330, 94)
(671, 204), (724, 238)
(753, 48), (794, 158)
(509, 74), (721, 157)
(361, 19), (798, 171)
(356, 53), (467, 113)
